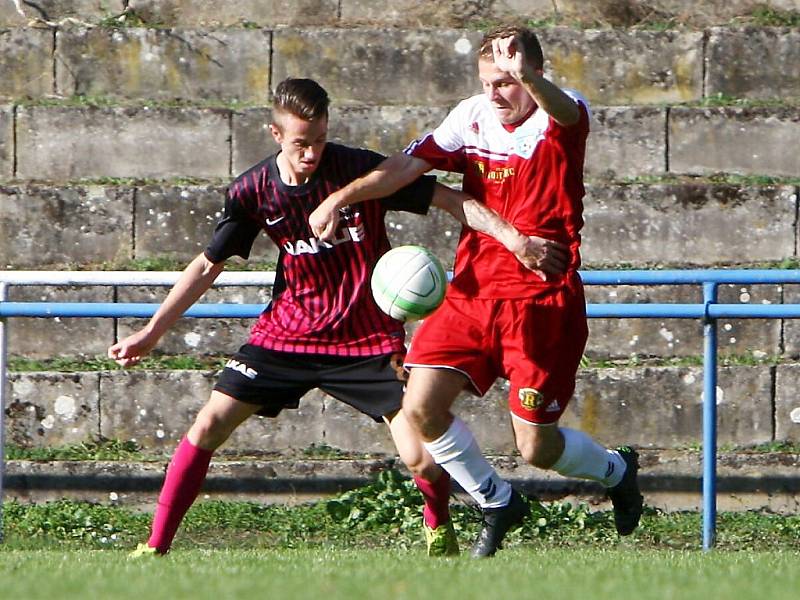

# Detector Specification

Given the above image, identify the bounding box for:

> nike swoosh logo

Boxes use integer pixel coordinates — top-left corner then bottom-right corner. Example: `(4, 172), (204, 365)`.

(266, 216), (285, 226)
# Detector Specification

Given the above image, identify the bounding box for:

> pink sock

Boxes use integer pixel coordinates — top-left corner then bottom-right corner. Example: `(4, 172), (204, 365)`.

(414, 471), (451, 529)
(148, 436), (213, 553)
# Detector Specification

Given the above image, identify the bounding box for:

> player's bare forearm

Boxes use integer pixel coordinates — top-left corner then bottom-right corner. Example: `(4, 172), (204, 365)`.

(518, 71), (579, 127)
(108, 253), (224, 365)
(434, 184), (569, 280)
(311, 153), (431, 240)
(337, 153), (430, 208)
(146, 253), (225, 338)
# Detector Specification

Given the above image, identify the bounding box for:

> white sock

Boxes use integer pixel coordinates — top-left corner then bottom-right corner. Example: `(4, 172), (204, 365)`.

(551, 428), (626, 487)
(423, 416), (512, 509)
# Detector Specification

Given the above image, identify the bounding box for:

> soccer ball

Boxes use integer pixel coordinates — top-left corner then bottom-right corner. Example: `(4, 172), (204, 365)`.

(371, 245), (447, 321)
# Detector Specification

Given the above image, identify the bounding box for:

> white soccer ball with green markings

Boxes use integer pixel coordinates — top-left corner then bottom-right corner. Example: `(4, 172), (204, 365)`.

(371, 245), (447, 322)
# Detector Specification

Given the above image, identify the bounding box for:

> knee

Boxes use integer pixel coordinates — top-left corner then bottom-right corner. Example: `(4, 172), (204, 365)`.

(517, 437), (560, 470)
(401, 448), (440, 480)
(188, 411), (230, 451)
(403, 391), (447, 432)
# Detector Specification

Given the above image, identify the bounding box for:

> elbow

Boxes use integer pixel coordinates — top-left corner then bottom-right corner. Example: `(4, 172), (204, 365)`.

(197, 252), (224, 278)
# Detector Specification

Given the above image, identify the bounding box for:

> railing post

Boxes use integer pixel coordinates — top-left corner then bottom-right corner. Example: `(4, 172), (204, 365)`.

(0, 282), (7, 542)
(702, 282), (719, 551)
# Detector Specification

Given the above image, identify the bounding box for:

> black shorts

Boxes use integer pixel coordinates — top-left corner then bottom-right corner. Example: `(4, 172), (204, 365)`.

(214, 344), (407, 422)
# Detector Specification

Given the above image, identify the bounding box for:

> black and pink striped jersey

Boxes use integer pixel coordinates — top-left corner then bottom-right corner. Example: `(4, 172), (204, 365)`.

(205, 142), (435, 356)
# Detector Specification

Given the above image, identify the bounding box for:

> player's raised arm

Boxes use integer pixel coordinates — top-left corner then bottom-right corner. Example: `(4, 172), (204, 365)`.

(432, 184), (568, 281)
(107, 252), (226, 366)
(310, 152), (432, 241)
(490, 34), (579, 127)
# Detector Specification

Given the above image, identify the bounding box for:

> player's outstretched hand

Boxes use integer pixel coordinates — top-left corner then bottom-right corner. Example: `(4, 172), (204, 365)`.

(107, 329), (158, 367)
(309, 197), (341, 242)
(512, 235), (570, 281)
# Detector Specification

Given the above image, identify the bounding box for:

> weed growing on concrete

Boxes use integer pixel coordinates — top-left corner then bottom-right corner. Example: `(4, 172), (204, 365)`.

(5, 438), (152, 461)
(745, 7), (800, 27)
(7, 354), (227, 372)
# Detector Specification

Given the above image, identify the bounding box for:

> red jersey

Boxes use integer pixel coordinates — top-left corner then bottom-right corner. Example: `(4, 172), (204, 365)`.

(406, 90), (590, 299)
(205, 143), (434, 356)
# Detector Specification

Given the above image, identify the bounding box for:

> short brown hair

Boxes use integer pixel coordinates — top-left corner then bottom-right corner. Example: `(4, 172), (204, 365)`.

(479, 26), (544, 70)
(273, 78), (330, 122)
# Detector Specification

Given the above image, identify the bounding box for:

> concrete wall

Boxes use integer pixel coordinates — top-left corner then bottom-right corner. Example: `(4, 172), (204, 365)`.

(5, 364), (792, 453)
(4, 1), (797, 27)
(3, 2), (800, 454)
(4, 104), (800, 182)
(3, 181), (797, 269)
(2, 26), (799, 105)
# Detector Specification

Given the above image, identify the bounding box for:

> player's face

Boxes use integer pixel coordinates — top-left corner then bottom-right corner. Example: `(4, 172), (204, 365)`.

(270, 112), (328, 181)
(478, 58), (537, 125)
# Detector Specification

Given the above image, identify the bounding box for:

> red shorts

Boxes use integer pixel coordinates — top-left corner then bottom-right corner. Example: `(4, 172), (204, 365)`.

(405, 273), (588, 424)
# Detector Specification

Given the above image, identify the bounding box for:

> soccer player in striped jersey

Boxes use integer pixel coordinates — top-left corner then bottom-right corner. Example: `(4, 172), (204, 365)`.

(310, 26), (644, 557)
(109, 77), (547, 558)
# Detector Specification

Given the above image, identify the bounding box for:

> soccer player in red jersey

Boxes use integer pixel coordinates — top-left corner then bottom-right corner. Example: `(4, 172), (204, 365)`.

(109, 77), (545, 558)
(310, 26), (644, 557)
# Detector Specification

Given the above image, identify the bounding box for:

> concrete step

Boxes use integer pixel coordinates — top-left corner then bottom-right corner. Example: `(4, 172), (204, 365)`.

(3, 25), (799, 105)
(5, 449), (800, 514)
(2, 1), (797, 29)
(2, 278), (798, 361)
(2, 103), (799, 183)
(0, 0), (800, 27)
(5, 364), (800, 453)
(3, 181), (797, 269)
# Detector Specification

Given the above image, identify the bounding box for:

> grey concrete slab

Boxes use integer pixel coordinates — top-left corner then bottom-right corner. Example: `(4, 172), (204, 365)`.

(320, 393), (396, 454)
(707, 27), (800, 100)
(6, 285), (114, 359)
(539, 28), (703, 105)
(116, 285), (271, 357)
(99, 369), (327, 452)
(231, 108), (280, 175)
(0, 184), (134, 268)
(134, 184), (279, 263)
(56, 27), (272, 103)
(330, 105), (452, 155)
(584, 283), (781, 359)
(554, 1), (800, 26)
(232, 105), (450, 175)
(780, 283), (800, 357)
(0, 1), (125, 26)
(581, 184), (797, 265)
(563, 365), (774, 448)
(339, 0), (554, 26)
(0, 27), (53, 99)
(16, 106), (231, 180)
(0, 104), (12, 180)
(229, 389), (329, 454)
(774, 364), (800, 442)
(272, 28), (482, 106)
(127, 0), (339, 26)
(586, 106), (667, 178)
(99, 369), (213, 448)
(6, 371), (100, 447)
(6, 363), (782, 451)
(669, 106), (800, 177)
(135, 184), (228, 260)
(385, 205), (460, 268)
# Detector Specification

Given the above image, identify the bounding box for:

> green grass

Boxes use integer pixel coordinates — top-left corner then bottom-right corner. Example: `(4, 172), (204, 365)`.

(1, 547), (798, 600)
(1, 470), (800, 598)
(3, 472), (800, 553)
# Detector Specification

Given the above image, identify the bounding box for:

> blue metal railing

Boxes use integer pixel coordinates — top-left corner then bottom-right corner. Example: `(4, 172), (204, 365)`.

(2, 269), (800, 550)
